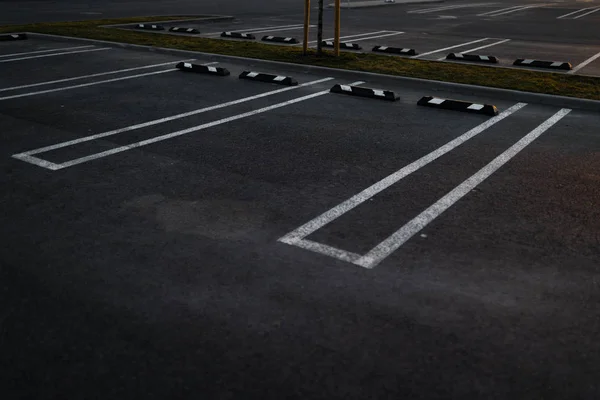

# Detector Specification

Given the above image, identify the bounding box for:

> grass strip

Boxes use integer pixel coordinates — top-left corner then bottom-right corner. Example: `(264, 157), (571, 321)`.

(1, 16), (599, 101)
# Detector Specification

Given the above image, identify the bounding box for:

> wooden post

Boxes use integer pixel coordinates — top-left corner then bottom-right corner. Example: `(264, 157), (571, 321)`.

(303, 0), (310, 55)
(334, 0), (341, 56)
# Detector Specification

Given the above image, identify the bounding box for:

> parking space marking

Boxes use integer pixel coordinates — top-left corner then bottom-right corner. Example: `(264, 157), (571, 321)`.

(478, 4), (546, 17)
(204, 24), (310, 36)
(573, 6), (600, 19)
(0, 59), (195, 92)
(411, 38), (489, 58)
(408, 3), (497, 14)
(292, 239), (362, 264)
(278, 103), (527, 261)
(328, 31), (405, 44)
(0, 62), (215, 101)
(355, 108), (571, 268)
(436, 38), (510, 60)
(0, 47), (109, 64)
(308, 31), (389, 45)
(557, 6), (600, 19)
(12, 77), (335, 167)
(0, 45), (95, 59)
(30, 80), (364, 170)
(568, 50), (600, 74)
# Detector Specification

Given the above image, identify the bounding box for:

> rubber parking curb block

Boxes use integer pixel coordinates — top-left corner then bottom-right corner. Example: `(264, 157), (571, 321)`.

(372, 46), (417, 56)
(135, 24), (165, 31)
(447, 53), (498, 63)
(262, 36), (299, 44)
(0, 33), (28, 41)
(417, 96), (498, 116)
(513, 59), (572, 70)
(169, 27), (200, 34)
(239, 71), (298, 86)
(176, 62), (230, 76)
(221, 32), (256, 40)
(322, 41), (362, 50)
(330, 84), (399, 101)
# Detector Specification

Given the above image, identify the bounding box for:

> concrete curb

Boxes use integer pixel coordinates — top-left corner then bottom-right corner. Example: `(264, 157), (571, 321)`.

(331, 84), (399, 101)
(24, 32), (600, 112)
(239, 71), (298, 86)
(418, 96), (498, 116)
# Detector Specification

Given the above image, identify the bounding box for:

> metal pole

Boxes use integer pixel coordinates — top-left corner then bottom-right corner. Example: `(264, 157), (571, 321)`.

(334, 0), (341, 56)
(303, 0), (310, 55)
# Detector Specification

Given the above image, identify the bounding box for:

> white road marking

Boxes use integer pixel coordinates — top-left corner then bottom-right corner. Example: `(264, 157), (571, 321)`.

(34, 80), (365, 170)
(409, 3), (497, 14)
(0, 45), (95, 59)
(328, 31), (404, 44)
(477, 4), (525, 16)
(0, 47), (109, 63)
(279, 102), (526, 249)
(0, 63), (216, 101)
(308, 31), (390, 44)
(556, 6), (598, 19)
(0, 59), (195, 93)
(13, 77), (334, 159)
(573, 6), (600, 19)
(568, 50), (600, 74)
(481, 4), (545, 17)
(436, 38), (510, 60)
(204, 24), (313, 36)
(412, 38), (489, 58)
(355, 108), (571, 268)
(291, 239), (362, 263)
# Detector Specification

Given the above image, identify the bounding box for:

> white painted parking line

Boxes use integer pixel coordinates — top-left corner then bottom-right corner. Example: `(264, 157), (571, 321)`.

(411, 38), (489, 59)
(0, 45), (95, 59)
(573, 6), (600, 19)
(437, 38), (510, 60)
(239, 25), (316, 34)
(409, 3), (497, 14)
(479, 4), (545, 17)
(0, 47), (109, 63)
(0, 59), (195, 92)
(328, 31), (405, 44)
(279, 103), (527, 260)
(568, 50), (600, 74)
(355, 108), (571, 268)
(0, 62), (215, 101)
(12, 77), (335, 165)
(477, 4), (525, 16)
(204, 24), (310, 36)
(17, 80), (364, 170)
(308, 31), (389, 44)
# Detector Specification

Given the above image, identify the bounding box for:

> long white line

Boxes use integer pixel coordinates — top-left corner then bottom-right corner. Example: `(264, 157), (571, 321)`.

(0, 47), (109, 63)
(326, 31), (404, 44)
(204, 24), (306, 36)
(410, 3), (496, 14)
(39, 81), (365, 170)
(16, 77), (334, 156)
(556, 6), (597, 19)
(355, 108), (571, 268)
(0, 63), (215, 101)
(308, 31), (389, 44)
(568, 50), (600, 74)
(0, 59), (195, 93)
(279, 102), (527, 247)
(0, 45), (94, 59)
(485, 4), (544, 17)
(573, 6), (600, 19)
(437, 38), (510, 60)
(292, 239), (362, 264)
(411, 38), (489, 58)
(477, 4), (525, 16)
(238, 25), (315, 34)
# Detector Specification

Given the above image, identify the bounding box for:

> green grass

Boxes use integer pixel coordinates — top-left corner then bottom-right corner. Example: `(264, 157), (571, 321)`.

(2, 16), (600, 101)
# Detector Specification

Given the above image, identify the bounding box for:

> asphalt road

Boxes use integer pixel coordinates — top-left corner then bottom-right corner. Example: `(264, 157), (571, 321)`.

(1, 36), (599, 399)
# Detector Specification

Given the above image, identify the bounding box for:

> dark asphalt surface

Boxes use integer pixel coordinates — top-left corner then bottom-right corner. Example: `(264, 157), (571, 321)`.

(1, 14), (600, 400)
